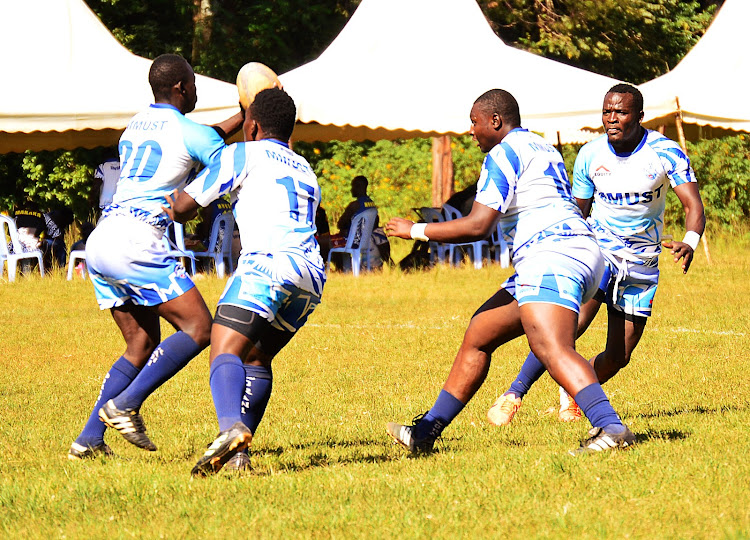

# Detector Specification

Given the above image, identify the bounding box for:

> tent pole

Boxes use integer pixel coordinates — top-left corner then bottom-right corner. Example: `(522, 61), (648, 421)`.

(675, 97), (712, 265)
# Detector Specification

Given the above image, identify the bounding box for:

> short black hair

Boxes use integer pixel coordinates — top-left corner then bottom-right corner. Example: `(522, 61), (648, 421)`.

(250, 88), (297, 142)
(352, 175), (368, 189)
(607, 83), (644, 113)
(149, 54), (192, 100)
(474, 89), (521, 127)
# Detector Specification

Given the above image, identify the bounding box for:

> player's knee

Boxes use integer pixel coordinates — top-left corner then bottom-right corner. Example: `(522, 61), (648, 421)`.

(182, 316), (212, 349)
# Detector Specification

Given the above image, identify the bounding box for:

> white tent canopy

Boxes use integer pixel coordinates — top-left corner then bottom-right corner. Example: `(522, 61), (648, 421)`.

(279, 0), (618, 143)
(0, 0), (240, 153)
(639, 0), (750, 136)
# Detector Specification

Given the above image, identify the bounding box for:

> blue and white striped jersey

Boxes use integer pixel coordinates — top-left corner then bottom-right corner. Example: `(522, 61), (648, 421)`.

(474, 128), (592, 267)
(572, 130), (695, 264)
(112, 103), (225, 224)
(185, 139), (324, 292)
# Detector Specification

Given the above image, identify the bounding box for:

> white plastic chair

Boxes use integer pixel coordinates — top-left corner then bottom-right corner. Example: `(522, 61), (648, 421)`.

(327, 208), (378, 276)
(192, 213), (235, 278)
(489, 223), (510, 268)
(441, 203), (490, 269)
(66, 250), (88, 280)
(1, 214), (45, 282)
(163, 222), (197, 274)
(418, 207), (449, 265)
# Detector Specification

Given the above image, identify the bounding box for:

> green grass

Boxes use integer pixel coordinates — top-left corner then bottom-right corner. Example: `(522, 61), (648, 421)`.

(1, 237), (749, 538)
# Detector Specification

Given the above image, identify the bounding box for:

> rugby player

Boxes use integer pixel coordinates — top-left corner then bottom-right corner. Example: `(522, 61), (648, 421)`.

(68, 54), (243, 460)
(385, 89), (634, 455)
(487, 83), (705, 426)
(166, 88), (326, 476)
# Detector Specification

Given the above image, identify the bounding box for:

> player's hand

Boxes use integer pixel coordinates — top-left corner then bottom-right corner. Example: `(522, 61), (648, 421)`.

(385, 217), (415, 239)
(161, 190), (178, 221)
(662, 239), (694, 274)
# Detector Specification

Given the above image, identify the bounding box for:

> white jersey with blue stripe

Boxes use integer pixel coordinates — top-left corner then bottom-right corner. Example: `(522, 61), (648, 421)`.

(112, 103), (225, 226)
(474, 128), (592, 267)
(185, 139), (325, 294)
(572, 130), (696, 265)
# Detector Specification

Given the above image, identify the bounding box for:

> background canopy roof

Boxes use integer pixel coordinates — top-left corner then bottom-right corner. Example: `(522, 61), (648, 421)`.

(0, 0), (239, 153)
(279, 0), (619, 143)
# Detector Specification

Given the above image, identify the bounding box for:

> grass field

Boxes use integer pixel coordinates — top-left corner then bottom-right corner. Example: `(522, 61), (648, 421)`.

(1, 234), (749, 538)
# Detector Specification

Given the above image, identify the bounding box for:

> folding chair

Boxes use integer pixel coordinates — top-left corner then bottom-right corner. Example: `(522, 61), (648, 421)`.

(162, 221), (197, 275)
(418, 207), (449, 265)
(66, 250), (88, 280)
(0, 214), (45, 282)
(192, 213), (235, 278)
(327, 208), (378, 276)
(441, 203), (490, 269)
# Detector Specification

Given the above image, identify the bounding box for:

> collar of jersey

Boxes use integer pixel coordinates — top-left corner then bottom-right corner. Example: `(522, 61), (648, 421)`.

(149, 103), (181, 113)
(263, 138), (289, 148)
(607, 128), (647, 158)
(508, 127), (528, 135)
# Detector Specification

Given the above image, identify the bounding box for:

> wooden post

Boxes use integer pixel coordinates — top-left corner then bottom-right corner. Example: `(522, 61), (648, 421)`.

(431, 135), (454, 206)
(674, 97), (712, 265)
(431, 137), (442, 207)
(441, 135), (454, 203)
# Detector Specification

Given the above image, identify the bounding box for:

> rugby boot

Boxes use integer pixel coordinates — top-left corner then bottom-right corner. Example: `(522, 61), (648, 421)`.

(487, 393), (522, 426)
(191, 422), (253, 477)
(99, 400), (157, 451)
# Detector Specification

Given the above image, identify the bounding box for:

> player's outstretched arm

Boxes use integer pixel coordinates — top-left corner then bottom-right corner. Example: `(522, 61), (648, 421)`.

(663, 182), (706, 274)
(211, 108), (244, 140)
(163, 190), (200, 224)
(386, 202), (498, 243)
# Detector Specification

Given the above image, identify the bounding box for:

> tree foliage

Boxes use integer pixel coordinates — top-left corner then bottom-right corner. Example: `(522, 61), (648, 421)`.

(295, 136), (485, 225)
(477, 0), (720, 84)
(674, 135), (750, 230)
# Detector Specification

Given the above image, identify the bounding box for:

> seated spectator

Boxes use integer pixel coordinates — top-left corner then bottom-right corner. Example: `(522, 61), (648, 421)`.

(13, 201), (45, 254)
(444, 181), (478, 217)
(330, 175), (390, 270)
(42, 207), (74, 268)
(70, 222), (95, 252)
(315, 205), (331, 262)
(337, 175), (379, 236)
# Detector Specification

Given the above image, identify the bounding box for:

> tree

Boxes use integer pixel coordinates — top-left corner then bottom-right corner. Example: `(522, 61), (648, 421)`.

(477, 0), (721, 83)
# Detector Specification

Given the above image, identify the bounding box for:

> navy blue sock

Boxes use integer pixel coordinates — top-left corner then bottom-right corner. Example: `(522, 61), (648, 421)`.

(507, 351), (547, 398)
(210, 354), (247, 431)
(575, 383), (624, 432)
(414, 390), (465, 440)
(114, 331), (201, 411)
(240, 364), (273, 434)
(75, 357), (140, 447)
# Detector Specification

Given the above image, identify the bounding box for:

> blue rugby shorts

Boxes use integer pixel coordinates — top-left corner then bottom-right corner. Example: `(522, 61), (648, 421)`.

(502, 235), (604, 313)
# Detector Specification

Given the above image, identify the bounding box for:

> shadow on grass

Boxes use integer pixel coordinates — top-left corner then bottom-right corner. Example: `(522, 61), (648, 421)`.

(232, 435), (473, 475)
(634, 428), (689, 444)
(634, 403), (743, 420)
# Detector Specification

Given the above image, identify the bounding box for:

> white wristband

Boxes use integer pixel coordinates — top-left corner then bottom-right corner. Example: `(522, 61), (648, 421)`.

(410, 222), (429, 242)
(682, 231), (700, 251)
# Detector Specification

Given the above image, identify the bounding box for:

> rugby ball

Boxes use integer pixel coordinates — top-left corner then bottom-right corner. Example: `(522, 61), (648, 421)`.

(236, 62), (281, 109)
